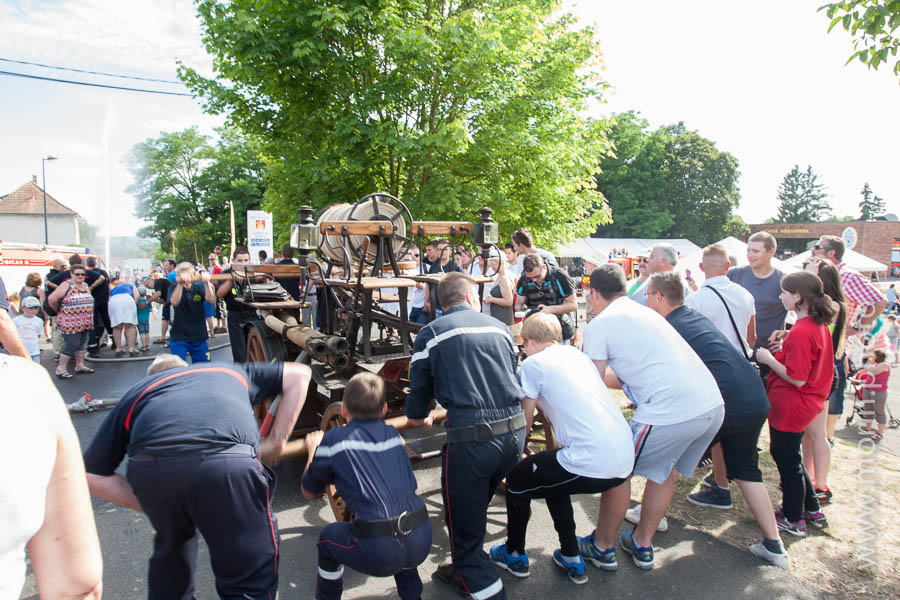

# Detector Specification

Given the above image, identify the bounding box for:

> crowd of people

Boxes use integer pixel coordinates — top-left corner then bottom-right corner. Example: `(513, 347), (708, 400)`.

(0, 228), (895, 600)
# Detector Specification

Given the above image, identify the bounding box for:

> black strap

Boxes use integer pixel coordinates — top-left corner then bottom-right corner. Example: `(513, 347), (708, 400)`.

(353, 505), (428, 538)
(445, 412), (527, 443)
(705, 285), (752, 361)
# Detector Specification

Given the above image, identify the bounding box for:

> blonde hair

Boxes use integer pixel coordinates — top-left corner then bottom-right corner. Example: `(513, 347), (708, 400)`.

(521, 312), (562, 344)
(176, 262), (195, 275)
(147, 354), (188, 376)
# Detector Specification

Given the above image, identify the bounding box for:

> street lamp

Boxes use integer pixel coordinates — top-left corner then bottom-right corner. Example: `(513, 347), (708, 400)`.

(41, 155), (58, 245)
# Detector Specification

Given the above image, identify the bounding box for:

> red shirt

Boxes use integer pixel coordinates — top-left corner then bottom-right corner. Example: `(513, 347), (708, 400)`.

(767, 317), (834, 432)
(212, 265), (223, 275)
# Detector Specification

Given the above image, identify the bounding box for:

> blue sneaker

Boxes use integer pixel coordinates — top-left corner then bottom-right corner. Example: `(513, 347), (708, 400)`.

(552, 549), (588, 584)
(490, 544), (530, 578)
(619, 530), (654, 570)
(576, 531), (617, 571)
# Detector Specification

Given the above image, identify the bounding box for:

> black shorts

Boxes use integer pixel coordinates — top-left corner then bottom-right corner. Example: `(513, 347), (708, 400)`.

(712, 412), (766, 483)
(506, 448), (627, 499)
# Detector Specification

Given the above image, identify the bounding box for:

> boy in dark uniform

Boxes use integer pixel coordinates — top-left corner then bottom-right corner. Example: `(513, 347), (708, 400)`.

(302, 372), (431, 600)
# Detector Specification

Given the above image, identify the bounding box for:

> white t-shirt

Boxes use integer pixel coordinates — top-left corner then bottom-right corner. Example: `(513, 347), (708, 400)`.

(582, 296), (723, 426)
(13, 314), (43, 356)
(518, 344), (634, 479)
(0, 356), (57, 599)
(684, 275), (755, 355)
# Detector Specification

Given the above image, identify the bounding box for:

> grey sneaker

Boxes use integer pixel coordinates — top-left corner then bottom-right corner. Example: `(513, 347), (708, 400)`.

(687, 485), (733, 509)
(624, 504), (668, 532)
(749, 543), (790, 569)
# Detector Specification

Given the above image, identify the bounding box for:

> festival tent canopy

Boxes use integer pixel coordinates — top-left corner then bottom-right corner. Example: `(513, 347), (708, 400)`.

(674, 237), (790, 285)
(781, 248), (888, 273)
(554, 238), (701, 261)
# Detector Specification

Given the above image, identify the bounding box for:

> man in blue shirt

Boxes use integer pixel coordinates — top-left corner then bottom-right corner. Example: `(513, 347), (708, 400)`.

(646, 273), (788, 569)
(83, 355), (312, 599)
(406, 272), (525, 600)
(302, 372), (431, 599)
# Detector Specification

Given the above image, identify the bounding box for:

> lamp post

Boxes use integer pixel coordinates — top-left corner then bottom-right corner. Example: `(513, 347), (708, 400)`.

(41, 155), (58, 245)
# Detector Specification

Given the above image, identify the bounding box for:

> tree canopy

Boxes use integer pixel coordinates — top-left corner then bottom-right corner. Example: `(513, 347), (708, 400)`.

(594, 112), (742, 246)
(775, 165), (831, 223)
(126, 127), (266, 262)
(858, 182), (887, 219)
(179, 0), (612, 249)
(820, 1), (900, 75)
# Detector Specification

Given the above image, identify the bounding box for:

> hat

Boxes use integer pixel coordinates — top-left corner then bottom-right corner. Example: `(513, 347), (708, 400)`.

(22, 296), (41, 308)
(584, 252), (606, 267)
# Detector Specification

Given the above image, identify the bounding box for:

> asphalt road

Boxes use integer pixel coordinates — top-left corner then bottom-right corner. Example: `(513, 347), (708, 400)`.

(19, 332), (829, 600)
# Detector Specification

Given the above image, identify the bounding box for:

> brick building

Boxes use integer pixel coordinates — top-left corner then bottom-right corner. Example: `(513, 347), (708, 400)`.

(748, 220), (900, 272)
(0, 176), (81, 245)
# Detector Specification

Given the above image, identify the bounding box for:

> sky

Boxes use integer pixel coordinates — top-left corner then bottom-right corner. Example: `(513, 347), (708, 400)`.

(0, 0), (897, 243)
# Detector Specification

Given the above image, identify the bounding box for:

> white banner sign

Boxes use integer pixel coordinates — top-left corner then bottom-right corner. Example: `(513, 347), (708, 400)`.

(247, 210), (273, 263)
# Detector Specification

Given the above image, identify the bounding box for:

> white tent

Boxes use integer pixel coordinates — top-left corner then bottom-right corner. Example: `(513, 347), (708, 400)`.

(782, 248), (888, 273)
(555, 237), (701, 261)
(674, 236), (790, 285)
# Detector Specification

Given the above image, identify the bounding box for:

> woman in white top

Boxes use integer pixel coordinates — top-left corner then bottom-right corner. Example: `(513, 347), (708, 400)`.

(0, 355), (103, 599)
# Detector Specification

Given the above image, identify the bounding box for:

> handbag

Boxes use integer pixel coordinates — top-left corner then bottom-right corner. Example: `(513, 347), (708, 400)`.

(243, 281), (293, 303)
(705, 285), (759, 374)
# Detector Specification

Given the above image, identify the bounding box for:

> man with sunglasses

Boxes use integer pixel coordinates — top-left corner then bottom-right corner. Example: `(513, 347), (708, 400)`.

(812, 235), (886, 327)
(515, 254), (577, 343)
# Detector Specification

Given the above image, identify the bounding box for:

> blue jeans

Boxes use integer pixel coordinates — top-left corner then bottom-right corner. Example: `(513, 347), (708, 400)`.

(408, 307), (428, 324)
(170, 339), (210, 363)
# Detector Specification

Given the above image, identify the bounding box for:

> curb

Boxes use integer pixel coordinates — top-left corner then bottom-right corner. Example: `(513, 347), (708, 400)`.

(85, 340), (231, 363)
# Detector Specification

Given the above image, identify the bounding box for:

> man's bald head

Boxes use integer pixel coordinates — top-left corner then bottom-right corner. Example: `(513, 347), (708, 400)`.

(700, 243), (730, 277)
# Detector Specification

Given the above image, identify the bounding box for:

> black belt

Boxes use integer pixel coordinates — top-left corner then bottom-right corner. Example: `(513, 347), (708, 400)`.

(444, 412), (526, 443)
(130, 443), (257, 463)
(353, 505), (428, 538)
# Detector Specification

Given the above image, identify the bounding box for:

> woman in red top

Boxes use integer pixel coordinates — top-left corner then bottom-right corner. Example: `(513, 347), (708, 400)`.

(756, 271), (835, 537)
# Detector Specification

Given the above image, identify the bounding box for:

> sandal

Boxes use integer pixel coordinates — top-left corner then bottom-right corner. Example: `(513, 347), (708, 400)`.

(55, 371), (74, 379)
(872, 433), (883, 441)
(129, 350), (139, 357)
(115, 349), (125, 357)
(75, 367), (95, 374)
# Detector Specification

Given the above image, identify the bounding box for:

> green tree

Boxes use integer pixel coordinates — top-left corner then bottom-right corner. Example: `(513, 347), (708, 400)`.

(859, 182), (886, 219)
(179, 0), (611, 249)
(126, 127), (267, 261)
(77, 216), (98, 249)
(594, 112), (671, 237)
(196, 129), (267, 249)
(775, 165), (831, 222)
(661, 123), (741, 246)
(820, 1), (900, 75)
(595, 115), (741, 245)
(723, 214), (750, 239)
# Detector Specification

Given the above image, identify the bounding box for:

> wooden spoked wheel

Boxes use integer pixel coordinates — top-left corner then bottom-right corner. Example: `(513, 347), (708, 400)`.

(525, 406), (556, 455)
(246, 321), (285, 427)
(321, 402), (352, 522)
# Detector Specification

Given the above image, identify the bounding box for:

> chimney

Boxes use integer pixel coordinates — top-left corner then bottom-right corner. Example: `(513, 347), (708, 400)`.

(33, 175), (37, 183)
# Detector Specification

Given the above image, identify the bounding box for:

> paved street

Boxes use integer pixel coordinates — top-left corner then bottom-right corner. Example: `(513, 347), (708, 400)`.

(18, 309), (846, 599)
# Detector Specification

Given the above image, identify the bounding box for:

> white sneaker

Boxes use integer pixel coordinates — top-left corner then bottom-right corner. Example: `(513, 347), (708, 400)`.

(624, 504), (668, 532)
(749, 543), (790, 569)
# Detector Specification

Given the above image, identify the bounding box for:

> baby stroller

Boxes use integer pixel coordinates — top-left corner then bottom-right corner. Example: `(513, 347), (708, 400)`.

(845, 359), (900, 430)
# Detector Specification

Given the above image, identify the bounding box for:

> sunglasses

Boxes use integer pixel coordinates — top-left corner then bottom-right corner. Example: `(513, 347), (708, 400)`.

(72, 272), (86, 276)
(813, 244), (827, 250)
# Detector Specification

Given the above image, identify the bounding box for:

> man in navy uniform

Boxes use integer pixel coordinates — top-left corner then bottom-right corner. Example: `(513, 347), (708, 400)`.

(302, 372), (432, 599)
(406, 272), (526, 600)
(83, 355), (312, 599)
